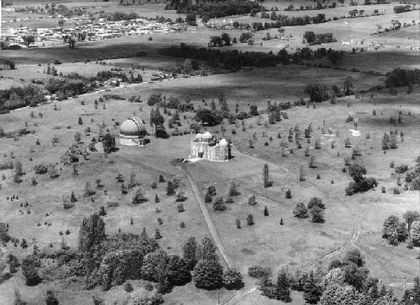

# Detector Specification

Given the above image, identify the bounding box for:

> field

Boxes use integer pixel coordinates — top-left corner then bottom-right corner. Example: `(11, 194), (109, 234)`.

(1, 0), (420, 304)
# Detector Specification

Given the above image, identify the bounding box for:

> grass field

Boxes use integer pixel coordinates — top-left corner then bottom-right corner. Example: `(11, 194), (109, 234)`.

(1, 59), (419, 304)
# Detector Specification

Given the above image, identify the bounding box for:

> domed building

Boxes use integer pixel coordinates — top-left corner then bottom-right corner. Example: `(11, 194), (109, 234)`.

(119, 117), (148, 146)
(190, 131), (231, 162)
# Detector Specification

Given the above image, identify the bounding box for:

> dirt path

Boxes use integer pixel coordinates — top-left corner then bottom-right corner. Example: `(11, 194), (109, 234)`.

(178, 165), (233, 268)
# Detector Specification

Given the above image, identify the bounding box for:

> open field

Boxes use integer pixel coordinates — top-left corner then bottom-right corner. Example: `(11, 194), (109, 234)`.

(1, 58), (420, 304)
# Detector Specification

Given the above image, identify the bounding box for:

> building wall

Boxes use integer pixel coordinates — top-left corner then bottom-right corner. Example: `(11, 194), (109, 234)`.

(191, 141), (228, 161)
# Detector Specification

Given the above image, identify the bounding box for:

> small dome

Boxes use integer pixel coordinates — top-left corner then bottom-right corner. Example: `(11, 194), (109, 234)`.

(120, 117), (145, 136)
(202, 131), (212, 140)
(219, 139), (228, 147)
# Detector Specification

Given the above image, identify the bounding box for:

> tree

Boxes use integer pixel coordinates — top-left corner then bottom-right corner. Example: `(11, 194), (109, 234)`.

(132, 187), (148, 204)
(78, 213), (105, 252)
(78, 116), (83, 125)
(319, 284), (362, 305)
(223, 268), (243, 290)
(166, 255), (191, 286)
(411, 221), (420, 246)
(276, 268), (292, 302)
(293, 202), (308, 218)
(84, 182), (95, 197)
(45, 290), (59, 305)
(150, 107), (165, 137)
(310, 205), (325, 223)
(264, 206), (269, 216)
(343, 77), (355, 95)
(194, 109), (223, 126)
(304, 83), (329, 103)
(263, 163), (272, 188)
(141, 250), (169, 282)
(193, 259), (223, 290)
(342, 263), (369, 291)
(166, 181), (175, 196)
(307, 197), (325, 210)
(23, 35), (35, 47)
(229, 181), (240, 196)
(102, 133), (116, 153)
(21, 255), (41, 286)
(199, 237), (217, 261)
(212, 197), (226, 211)
(247, 214), (254, 226)
(382, 215), (403, 245)
(248, 195), (257, 206)
(343, 249), (364, 267)
(183, 237), (198, 270)
(303, 271), (322, 304)
(403, 211), (420, 233)
(221, 33), (231, 46)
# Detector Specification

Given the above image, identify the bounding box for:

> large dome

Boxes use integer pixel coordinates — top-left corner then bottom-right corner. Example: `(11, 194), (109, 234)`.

(120, 117), (146, 137)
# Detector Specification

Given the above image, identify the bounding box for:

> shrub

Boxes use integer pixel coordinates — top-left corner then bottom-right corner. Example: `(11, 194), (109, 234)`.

(293, 202), (308, 218)
(248, 265), (271, 278)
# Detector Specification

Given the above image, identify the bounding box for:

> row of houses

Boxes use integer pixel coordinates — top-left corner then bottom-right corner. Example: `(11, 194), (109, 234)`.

(1, 16), (187, 48)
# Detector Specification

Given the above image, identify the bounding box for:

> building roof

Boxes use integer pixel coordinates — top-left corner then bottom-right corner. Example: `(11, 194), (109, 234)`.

(119, 117), (146, 137)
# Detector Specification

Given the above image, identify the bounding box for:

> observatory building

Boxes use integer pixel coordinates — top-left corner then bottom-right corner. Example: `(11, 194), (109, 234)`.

(119, 117), (148, 146)
(190, 131), (230, 162)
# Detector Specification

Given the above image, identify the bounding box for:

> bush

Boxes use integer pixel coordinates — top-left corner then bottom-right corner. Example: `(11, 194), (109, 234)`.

(248, 265), (271, 278)
(293, 202), (308, 218)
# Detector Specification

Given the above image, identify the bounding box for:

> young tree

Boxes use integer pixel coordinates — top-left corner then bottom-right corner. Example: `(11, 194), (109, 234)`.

(263, 163), (272, 188)
(229, 181), (240, 196)
(248, 195), (257, 206)
(166, 181), (175, 196)
(264, 206), (269, 216)
(247, 214), (254, 226)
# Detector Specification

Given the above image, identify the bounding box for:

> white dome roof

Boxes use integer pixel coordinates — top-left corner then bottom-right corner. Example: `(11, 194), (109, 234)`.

(195, 133), (203, 139)
(219, 139), (228, 147)
(202, 131), (212, 140)
(120, 117), (146, 136)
